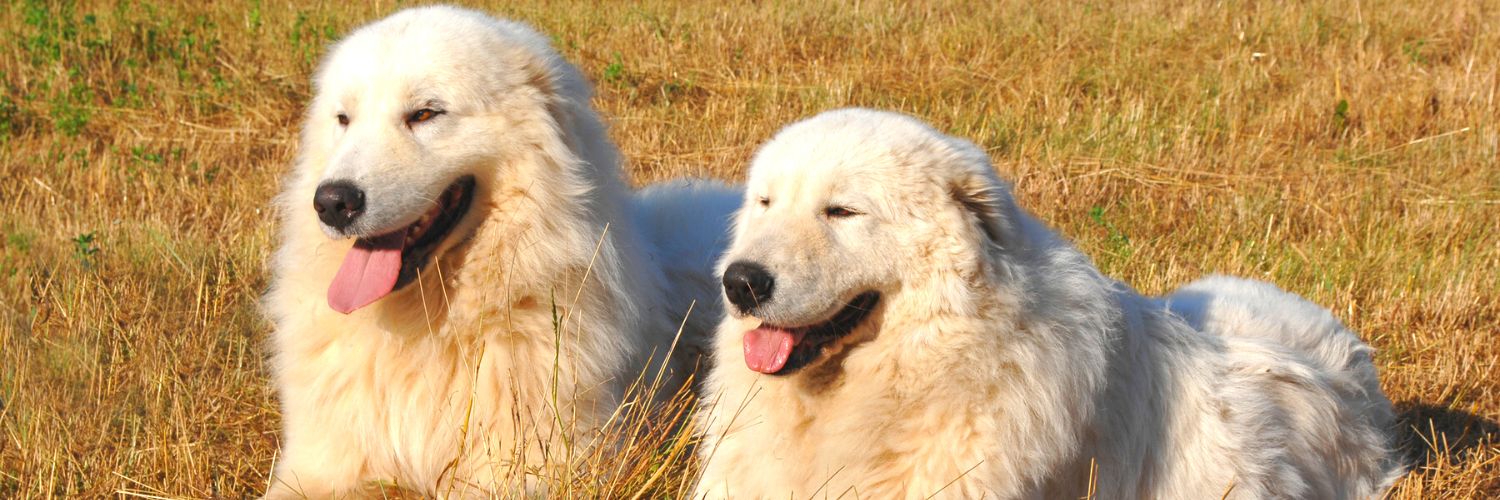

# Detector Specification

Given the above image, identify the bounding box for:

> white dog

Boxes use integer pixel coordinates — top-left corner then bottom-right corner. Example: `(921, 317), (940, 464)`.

(694, 108), (1402, 499)
(262, 6), (737, 497)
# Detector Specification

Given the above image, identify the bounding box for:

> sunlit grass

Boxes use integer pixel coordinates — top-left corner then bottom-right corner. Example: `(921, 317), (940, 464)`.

(1, 0), (1496, 497)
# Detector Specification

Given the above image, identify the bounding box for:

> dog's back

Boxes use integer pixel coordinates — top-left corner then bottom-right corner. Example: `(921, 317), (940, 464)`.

(1165, 276), (1405, 497)
(631, 179), (742, 368)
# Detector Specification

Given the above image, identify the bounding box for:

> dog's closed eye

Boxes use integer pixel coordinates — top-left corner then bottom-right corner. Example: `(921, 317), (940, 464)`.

(824, 206), (860, 218)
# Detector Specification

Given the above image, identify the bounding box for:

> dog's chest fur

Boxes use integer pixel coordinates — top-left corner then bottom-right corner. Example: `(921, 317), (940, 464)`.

(705, 321), (1050, 498)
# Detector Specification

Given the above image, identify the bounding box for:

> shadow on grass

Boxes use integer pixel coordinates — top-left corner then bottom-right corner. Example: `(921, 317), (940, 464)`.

(1395, 400), (1500, 469)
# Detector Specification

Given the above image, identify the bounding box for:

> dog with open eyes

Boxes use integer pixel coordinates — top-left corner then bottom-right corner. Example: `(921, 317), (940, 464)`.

(261, 6), (738, 497)
(693, 108), (1403, 499)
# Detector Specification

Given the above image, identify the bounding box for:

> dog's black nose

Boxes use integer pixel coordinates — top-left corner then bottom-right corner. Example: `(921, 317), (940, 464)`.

(723, 261), (775, 313)
(314, 180), (365, 230)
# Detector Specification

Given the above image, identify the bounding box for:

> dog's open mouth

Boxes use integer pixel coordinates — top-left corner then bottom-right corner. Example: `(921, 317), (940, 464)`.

(326, 176), (476, 314)
(742, 292), (881, 375)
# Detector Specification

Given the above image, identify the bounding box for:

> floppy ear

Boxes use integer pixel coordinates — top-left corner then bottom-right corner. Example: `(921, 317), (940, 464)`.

(515, 51), (613, 165)
(948, 168), (1015, 250)
(517, 56), (571, 132)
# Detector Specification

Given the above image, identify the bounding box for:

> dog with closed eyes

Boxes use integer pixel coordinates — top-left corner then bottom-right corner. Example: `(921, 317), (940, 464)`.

(262, 6), (738, 497)
(694, 108), (1402, 499)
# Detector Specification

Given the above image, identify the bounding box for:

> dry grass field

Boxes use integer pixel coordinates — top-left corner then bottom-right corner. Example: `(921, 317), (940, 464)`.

(1, 0), (1496, 497)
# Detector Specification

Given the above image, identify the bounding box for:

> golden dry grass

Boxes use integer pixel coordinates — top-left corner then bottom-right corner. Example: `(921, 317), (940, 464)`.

(1, 0), (1497, 497)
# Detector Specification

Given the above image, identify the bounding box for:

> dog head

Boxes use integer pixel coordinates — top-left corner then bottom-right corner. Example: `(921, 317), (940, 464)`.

(287, 6), (592, 314)
(720, 108), (1019, 376)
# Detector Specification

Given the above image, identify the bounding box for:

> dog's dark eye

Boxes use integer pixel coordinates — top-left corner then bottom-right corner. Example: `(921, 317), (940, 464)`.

(407, 108), (443, 124)
(825, 206), (859, 218)
(336, 113), (350, 126)
(758, 197), (770, 207)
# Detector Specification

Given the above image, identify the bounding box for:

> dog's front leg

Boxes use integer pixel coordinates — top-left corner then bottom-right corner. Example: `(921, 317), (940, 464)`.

(263, 410), (371, 499)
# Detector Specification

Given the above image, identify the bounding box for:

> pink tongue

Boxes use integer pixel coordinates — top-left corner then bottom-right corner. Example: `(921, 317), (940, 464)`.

(743, 327), (804, 374)
(327, 232), (406, 314)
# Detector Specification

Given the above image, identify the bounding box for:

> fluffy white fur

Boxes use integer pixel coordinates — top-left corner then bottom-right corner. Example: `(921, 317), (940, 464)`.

(262, 7), (737, 497)
(694, 108), (1403, 499)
